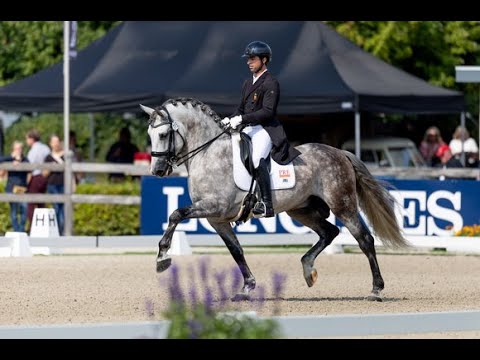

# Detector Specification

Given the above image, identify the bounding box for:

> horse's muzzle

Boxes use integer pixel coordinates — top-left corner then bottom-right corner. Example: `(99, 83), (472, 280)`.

(152, 161), (171, 177)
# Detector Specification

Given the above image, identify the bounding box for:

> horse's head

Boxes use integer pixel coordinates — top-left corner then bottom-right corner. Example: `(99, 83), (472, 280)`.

(140, 104), (186, 177)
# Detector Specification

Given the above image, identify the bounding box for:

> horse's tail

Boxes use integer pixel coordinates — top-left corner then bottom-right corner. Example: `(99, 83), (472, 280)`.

(343, 150), (410, 249)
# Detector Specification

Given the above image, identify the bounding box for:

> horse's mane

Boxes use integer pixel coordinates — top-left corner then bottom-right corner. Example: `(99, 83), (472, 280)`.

(159, 97), (223, 127)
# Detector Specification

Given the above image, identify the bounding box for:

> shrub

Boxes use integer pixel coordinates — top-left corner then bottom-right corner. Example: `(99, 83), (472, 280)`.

(0, 181), (11, 234)
(0, 179), (141, 235)
(73, 180), (140, 235)
(145, 257), (287, 339)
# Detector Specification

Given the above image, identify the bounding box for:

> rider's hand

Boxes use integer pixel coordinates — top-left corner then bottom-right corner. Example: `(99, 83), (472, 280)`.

(220, 117), (231, 129)
(229, 115), (243, 130)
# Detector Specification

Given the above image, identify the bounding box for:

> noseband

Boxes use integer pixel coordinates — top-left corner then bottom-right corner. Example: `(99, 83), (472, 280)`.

(149, 105), (228, 168)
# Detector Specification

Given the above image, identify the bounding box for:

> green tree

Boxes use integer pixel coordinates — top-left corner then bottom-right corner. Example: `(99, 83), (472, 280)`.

(325, 21), (480, 136)
(0, 21), (120, 86)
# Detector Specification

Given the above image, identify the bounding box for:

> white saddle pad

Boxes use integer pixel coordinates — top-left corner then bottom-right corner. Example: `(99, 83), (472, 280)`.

(231, 133), (296, 191)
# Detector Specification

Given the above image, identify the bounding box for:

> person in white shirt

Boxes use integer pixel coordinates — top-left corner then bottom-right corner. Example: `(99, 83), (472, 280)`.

(449, 126), (479, 167)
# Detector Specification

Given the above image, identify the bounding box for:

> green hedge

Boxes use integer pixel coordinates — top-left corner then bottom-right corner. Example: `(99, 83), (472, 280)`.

(0, 180), (141, 235)
(74, 181), (140, 235)
(0, 181), (11, 234)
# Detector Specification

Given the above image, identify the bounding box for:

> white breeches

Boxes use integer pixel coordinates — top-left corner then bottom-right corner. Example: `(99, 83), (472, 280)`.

(242, 125), (272, 167)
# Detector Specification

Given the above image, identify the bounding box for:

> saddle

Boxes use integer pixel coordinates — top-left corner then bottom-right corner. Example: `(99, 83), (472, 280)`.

(231, 132), (296, 224)
(239, 132), (271, 177)
(234, 133), (272, 224)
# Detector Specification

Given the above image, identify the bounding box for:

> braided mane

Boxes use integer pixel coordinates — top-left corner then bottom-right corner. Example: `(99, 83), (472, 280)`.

(159, 97), (223, 126)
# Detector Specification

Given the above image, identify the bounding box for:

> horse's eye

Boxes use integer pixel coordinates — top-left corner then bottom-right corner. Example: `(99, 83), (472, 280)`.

(159, 133), (168, 139)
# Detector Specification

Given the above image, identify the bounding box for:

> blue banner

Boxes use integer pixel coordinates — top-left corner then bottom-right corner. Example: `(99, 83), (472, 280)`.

(141, 176), (480, 236)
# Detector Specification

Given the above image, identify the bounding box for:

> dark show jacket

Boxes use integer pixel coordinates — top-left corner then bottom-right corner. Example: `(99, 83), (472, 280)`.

(232, 71), (301, 165)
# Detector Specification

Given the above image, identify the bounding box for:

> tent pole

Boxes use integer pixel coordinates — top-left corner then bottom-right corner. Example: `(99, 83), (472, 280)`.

(63, 21), (73, 236)
(88, 112), (95, 161)
(460, 111), (466, 166)
(355, 111), (361, 159)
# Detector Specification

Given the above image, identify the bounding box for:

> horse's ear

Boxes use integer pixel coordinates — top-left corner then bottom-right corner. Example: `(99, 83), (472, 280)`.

(140, 104), (155, 116)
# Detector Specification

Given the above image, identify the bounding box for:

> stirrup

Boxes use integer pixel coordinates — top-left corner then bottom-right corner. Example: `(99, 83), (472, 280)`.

(252, 201), (274, 218)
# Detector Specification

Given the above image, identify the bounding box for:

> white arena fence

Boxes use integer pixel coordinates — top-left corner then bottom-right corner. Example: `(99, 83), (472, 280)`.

(1, 233), (480, 257)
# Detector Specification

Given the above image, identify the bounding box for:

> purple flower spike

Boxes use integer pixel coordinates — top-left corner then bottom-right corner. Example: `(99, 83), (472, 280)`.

(145, 298), (155, 319)
(168, 264), (184, 303)
(198, 257), (210, 286)
(214, 271), (228, 308)
(231, 266), (243, 293)
(272, 272), (287, 299)
(255, 285), (266, 305)
(204, 286), (214, 313)
(187, 319), (203, 339)
(189, 286), (198, 307)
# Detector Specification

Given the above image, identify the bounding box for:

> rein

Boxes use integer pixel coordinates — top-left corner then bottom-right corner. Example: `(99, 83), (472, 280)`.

(150, 105), (229, 168)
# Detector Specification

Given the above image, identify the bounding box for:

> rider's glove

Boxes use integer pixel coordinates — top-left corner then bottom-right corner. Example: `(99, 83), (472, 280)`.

(221, 117), (231, 129)
(229, 115), (243, 130)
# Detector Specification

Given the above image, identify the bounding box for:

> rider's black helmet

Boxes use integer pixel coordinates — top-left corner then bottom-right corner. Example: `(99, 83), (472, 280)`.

(242, 41), (272, 63)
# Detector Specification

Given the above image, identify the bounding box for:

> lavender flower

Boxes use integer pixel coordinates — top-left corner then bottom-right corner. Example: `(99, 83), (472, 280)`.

(214, 271), (228, 308)
(272, 272), (287, 300)
(168, 264), (184, 304)
(187, 319), (203, 339)
(254, 285), (266, 309)
(198, 257), (209, 286)
(188, 286), (198, 307)
(231, 266), (243, 294)
(204, 286), (214, 313)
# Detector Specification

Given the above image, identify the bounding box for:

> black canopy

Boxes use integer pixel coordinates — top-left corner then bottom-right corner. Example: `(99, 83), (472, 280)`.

(0, 21), (465, 114)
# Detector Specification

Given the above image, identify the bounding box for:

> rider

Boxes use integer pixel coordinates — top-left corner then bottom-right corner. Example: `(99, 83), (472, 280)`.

(221, 41), (301, 218)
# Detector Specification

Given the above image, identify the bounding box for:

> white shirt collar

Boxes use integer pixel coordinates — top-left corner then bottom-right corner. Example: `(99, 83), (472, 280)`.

(253, 68), (268, 84)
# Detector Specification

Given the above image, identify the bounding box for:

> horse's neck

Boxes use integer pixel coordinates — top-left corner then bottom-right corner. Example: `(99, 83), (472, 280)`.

(181, 118), (230, 171)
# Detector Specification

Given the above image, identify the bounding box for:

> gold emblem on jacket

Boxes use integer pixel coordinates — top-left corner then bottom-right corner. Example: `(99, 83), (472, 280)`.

(253, 93), (258, 102)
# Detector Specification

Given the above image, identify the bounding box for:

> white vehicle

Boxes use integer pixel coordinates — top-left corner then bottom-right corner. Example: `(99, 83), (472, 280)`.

(341, 137), (426, 168)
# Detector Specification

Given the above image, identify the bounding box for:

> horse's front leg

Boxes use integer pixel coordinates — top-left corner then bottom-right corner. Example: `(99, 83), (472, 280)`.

(156, 201), (220, 273)
(207, 219), (256, 301)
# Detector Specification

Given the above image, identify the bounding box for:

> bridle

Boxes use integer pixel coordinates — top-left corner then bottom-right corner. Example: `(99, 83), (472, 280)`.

(149, 105), (228, 168)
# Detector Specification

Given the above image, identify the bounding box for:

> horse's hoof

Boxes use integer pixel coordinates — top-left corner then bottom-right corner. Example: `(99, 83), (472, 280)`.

(231, 293), (251, 302)
(304, 268), (318, 288)
(156, 257), (172, 273)
(367, 294), (383, 302)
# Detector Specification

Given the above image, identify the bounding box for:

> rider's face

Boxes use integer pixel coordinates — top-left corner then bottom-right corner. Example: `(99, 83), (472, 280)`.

(247, 56), (265, 74)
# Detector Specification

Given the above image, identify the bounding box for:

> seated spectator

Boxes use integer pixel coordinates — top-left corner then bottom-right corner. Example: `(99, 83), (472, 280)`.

(419, 126), (445, 167)
(449, 126), (479, 168)
(106, 127), (139, 182)
(435, 144), (464, 180)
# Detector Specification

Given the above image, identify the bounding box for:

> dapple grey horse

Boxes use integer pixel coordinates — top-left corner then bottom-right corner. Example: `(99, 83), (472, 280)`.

(141, 98), (409, 301)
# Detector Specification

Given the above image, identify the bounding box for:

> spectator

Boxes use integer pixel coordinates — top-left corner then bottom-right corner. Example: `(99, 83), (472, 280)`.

(43, 135), (67, 235)
(435, 144), (464, 180)
(105, 127), (139, 182)
(419, 126), (445, 167)
(0, 141), (29, 232)
(25, 129), (51, 231)
(449, 126), (479, 168)
(69, 130), (85, 184)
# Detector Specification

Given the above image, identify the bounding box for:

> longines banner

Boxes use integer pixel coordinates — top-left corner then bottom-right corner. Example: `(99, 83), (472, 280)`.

(141, 176), (480, 236)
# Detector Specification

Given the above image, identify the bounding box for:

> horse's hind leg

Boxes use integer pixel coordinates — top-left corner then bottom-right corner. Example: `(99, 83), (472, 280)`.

(286, 206), (339, 288)
(339, 214), (384, 301)
(207, 219), (256, 301)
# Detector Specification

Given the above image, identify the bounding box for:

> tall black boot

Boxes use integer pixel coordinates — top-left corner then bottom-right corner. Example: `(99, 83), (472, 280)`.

(252, 158), (274, 218)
